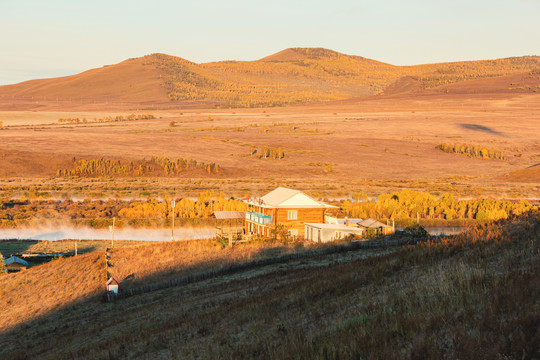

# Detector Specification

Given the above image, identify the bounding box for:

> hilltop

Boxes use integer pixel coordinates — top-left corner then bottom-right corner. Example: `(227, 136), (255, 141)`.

(0, 48), (538, 110)
(0, 211), (538, 359)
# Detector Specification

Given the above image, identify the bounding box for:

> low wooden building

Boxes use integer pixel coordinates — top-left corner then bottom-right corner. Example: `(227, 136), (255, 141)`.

(4, 256), (28, 273)
(244, 187), (337, 238)
(304, 223), (364, 243)
(357, 218), (394, 236)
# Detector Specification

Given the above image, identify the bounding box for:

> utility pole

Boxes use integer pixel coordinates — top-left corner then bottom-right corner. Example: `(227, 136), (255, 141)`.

(171, 200), (176, 241)
(109, 217), (115, 248)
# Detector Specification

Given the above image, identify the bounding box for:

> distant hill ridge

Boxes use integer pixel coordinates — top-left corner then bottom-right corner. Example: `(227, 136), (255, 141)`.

(0, 48), (538, 109)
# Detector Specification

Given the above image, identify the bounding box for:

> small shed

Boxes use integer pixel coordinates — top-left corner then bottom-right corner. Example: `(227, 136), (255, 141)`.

(4, 256), (29, 273)
(106, 277), (120, 294)
(357, 218), (394, 236)
(304, 223), (364, 243)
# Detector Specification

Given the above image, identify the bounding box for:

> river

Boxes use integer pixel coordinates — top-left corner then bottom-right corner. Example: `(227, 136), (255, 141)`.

(0, 227), (215, 241)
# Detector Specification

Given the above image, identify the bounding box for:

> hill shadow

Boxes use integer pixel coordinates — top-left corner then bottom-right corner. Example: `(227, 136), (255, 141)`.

(0, 240), (36, 257)
(459, 123), (505, 136)
(0, 238), (414, 358)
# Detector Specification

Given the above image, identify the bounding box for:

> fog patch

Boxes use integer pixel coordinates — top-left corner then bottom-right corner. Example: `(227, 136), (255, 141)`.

(0, 226), (215, 241)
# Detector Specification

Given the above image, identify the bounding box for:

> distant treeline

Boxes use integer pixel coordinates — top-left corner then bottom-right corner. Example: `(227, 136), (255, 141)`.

(56, 157), (221, 177)
(250, 146), (285, 159)
(0, 191), (245, 228)
(341, 190), (533, 221)
(436, 143), (507, 160)
(58, 114), (155, 124)
(119, 191), (246, 219)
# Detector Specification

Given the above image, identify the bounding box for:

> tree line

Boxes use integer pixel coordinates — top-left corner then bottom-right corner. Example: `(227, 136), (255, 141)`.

(56, 157), (221, 177)
(436, 143), (507, 160)
(0, 192), (245, 228)
(340, 190), (533, 221)
(58, 114), (155, 124)
(250, 146), (285, 159)
(119, 191), (246, 219)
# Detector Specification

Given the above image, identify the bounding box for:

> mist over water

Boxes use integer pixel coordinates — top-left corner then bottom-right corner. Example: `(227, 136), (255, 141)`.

(0, 226), (215, 241)
(424, 227), (466, 236)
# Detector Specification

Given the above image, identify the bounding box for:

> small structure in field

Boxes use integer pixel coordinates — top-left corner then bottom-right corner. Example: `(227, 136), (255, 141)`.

(357, 218), (394, 236)
(214, 211), (246, 245)
(304, 223), (364, 243)
(106, 277), (120, 294)
(4, 256), (29, 273)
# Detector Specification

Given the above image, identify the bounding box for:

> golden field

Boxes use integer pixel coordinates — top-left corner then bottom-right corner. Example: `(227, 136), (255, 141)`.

(0, 91), (538, 200)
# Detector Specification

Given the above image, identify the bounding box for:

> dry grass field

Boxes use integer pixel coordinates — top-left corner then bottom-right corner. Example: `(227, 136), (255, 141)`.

(0, 211), (537, 359)
(0, 49), (538, 200)
(0, 91), (538, 199)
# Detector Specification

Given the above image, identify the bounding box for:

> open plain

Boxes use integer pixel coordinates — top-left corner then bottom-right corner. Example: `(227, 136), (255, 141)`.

(1, 91), (538, 199)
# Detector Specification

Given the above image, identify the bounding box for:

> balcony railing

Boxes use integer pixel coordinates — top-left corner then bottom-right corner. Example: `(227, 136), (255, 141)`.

(246, 211), (273, 225)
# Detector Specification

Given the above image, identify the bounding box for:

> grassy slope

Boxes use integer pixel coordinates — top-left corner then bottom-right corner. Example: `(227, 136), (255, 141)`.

(0, 211), (538, 359)
(384, 68), (540, 96)
(0, 48), (539, 109)
(499, 164), (540, 183)
(0, 57), (167, 102)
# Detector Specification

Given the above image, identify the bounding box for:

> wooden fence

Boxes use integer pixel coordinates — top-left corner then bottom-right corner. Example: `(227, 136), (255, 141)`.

(104, 237), (421, 302)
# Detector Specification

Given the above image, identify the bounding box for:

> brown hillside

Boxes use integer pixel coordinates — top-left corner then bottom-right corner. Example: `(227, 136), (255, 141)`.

(0, 57), (169, 107)
(426, 69), (540, 95)
(0, 212), (538, 359)
(499, 164), (540, 183)
(0, 48), (539, 110)
(381, 76), (424, 95)
(383, 69), (540, 96)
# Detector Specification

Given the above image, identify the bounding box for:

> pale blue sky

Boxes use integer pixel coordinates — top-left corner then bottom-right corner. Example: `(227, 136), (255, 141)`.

(1, 0), (539, 85)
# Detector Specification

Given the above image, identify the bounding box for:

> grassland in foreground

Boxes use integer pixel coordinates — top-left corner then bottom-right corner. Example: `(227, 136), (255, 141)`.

(0, 210), (538, 359)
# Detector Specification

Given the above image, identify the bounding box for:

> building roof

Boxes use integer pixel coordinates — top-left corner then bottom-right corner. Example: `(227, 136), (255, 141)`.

(246, 187), (337, 209)
(214, 211), (246, 219)
(4, 256), (29, 267)
(304, 223), (364, 231)
(106, 277), (119, 286)
(337, 218), (363, 225)
(358, 218), (391, 228)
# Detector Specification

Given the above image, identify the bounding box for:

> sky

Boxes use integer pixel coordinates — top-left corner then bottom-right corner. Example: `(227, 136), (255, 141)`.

(1, 0), (539, 85)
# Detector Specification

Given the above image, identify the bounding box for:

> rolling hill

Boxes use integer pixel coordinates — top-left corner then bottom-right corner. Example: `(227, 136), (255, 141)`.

(0, 48), (539, 109)
(0, 211), (538, 359)
(383, 68), (540, 96)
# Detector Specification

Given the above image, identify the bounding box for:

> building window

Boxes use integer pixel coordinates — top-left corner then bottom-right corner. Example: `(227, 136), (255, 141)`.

(288, 229), (298, 237)
(287, 210), (297, 220)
